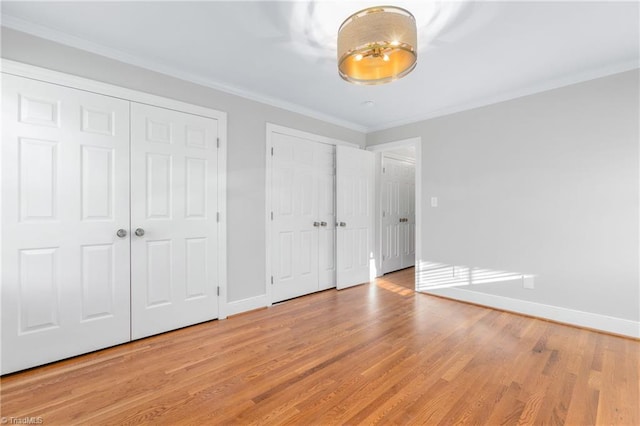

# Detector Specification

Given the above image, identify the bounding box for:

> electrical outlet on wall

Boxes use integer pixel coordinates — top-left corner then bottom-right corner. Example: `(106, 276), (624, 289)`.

(523, 275), (535, 289)
(431, 196), (438, 207)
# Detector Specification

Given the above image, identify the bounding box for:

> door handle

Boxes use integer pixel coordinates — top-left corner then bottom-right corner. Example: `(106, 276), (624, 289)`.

(116, 229), (127, 238)
(135, 228), (145, 237)
(339, 222), (346, 227)
(320, 221), (327, 227)
(313, 222), (320, 227)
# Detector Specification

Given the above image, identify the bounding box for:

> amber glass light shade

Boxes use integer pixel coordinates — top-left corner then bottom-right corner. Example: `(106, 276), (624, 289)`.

(337, 6), (417, 85)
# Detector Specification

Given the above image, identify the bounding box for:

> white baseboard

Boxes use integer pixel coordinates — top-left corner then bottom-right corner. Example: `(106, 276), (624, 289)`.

(226, 294), (269, 317)
(424, 287), (640, 339)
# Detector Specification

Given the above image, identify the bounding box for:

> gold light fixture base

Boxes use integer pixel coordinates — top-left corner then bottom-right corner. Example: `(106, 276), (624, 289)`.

(338, 6), (417, 85)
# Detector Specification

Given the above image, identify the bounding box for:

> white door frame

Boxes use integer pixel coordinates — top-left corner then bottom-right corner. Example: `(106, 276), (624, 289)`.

(367, 137), (422, 286)
(265, 123), (359, 306)
(1, 59), (229, 319)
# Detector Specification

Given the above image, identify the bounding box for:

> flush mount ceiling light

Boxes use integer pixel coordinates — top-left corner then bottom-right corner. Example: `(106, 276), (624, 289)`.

(337, 6), (417, 85)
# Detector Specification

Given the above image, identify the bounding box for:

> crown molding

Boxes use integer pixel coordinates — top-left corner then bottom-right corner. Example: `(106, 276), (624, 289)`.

(366, 59), (640, 133)
(1, 15), (368, 133)
(3, 14), (638, 136)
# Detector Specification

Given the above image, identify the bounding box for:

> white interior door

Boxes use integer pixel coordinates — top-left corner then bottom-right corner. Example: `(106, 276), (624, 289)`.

(382, 157), (416, 273)
(381, 158), (402, 273)
(271, 133), (336, 302)
(400, 163), (416, 269)
(336, 146), (374, 289)
(1, 75), (131, 374)
(130, 102), (219, 339)
(316, 143), (337, 290)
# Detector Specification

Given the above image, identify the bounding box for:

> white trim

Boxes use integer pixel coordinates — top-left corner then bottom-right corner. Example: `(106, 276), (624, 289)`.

(367, 137), (422, 281)
(265, 126), (274, 308)
(381, 152), (415, 164)
(366, 60), (640, 133)
(265, 123), (357, 305)
(4, 15), (637, 134)
(424, 287), (640, 338)
(1, 16), (367, 133)
(2, 60), (226, 120)
(226, 294), (269, 317)
(217, 110), (228, 320)
(415, 140), (422, 286)
(267, 123), (360, 149)
(2, 59), (230, 321)
(367, 138), (420, 152)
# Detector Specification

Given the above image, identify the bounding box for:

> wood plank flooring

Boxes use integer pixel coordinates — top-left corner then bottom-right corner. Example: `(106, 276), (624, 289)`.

(1, 268), (638, 425)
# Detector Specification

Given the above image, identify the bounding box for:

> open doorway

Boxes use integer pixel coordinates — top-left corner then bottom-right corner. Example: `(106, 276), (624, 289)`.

(367, 138), (422, 290)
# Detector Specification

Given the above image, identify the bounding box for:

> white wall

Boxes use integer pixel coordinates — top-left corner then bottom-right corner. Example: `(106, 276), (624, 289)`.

(4, 27), (638, 331)
(0, 28), (366, 304)
(368, 70), (640, 325)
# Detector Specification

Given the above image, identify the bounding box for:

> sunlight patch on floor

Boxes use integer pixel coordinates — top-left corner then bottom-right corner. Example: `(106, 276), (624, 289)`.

(375, 279), (414, 297)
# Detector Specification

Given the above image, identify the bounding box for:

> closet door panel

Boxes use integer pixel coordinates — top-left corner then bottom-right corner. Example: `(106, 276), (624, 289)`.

(316, 143), (336, 290)
(336, 146), (374, 289)
(271, 133), (320, 302)
(130, 103), (219, 339)
(1, 75), (131, 374)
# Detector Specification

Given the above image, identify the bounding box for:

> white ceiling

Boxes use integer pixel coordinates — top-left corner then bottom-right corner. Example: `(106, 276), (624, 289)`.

(2, 1), (638, 132)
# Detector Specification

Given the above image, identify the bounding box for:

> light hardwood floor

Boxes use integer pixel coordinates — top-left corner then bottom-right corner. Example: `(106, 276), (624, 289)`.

(1, 267), (638, 425)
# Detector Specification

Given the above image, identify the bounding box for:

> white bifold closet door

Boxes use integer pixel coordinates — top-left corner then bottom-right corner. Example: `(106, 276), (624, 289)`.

(1, 74), (131, 374)
(1, 75), (222, 374)
(381, 156), (415, 274)
(130, 103), (219, 339)
(336, 146), (375, 289)
(271, 133), (336, 303)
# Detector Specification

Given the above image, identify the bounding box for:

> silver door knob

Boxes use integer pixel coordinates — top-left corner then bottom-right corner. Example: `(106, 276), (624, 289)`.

(135, 228), (145, 237)
(339, 222), (346, 227)
(313, 222), (320, 227)
(116, 229), (127, 238)
(320, 221), (327, 227)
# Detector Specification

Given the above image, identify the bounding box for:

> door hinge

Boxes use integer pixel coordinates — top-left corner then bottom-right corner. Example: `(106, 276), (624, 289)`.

(270, 211), (274, 220)
(271, 147), (274, 156)
(383, 167), (386, 173)
(216, 137), (220, 148)
(271, 276), (274, 285)
(382, 211), (386, 217)
(217, 286), (220, 296)
(216, 212), (220, 222)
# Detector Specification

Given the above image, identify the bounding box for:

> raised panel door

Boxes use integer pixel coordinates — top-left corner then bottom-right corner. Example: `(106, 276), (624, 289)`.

(271, 133), (320, 302)
(381, 157), (416, 274)
(401, 164), (416, 269)
(381, 158), (402, 273)
(130, 102), (219, 339)
(316, 143), (336, 290)
(336, 146), (374, 289)
(1, 74), (131, 374)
